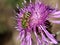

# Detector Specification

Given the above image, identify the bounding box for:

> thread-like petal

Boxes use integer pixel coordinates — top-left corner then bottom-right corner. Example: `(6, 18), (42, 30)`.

(40, 25), (58, 44)
(50, 20), (60, 24)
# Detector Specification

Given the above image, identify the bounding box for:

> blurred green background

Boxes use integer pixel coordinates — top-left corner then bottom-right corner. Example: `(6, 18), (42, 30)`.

(0, 0), (60, 45)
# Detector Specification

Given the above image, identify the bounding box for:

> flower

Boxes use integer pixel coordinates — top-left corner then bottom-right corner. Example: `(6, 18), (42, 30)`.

(15, 0), (60, 45)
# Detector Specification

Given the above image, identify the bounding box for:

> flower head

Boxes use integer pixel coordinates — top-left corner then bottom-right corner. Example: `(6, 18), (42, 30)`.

(15, 0), (60, 45)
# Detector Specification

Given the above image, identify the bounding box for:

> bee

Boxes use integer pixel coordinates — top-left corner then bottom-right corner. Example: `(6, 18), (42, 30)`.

(21, 12), (31, 28)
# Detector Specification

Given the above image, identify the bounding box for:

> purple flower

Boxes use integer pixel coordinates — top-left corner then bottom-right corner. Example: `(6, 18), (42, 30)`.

(15, 0), (60, 45)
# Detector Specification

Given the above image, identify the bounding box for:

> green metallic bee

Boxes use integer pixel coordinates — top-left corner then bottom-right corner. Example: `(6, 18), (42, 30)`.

(21, 12), (31, 28)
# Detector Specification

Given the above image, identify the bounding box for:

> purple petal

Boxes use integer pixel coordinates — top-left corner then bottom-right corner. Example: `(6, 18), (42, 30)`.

(41, 30), (53, 44)
(34, 31), (42, 45)
(20, 31), (32, 45)
(26, 32), (32, 45)
(40, 25), (58, 44)
(20, 30), (25, 42)
(52, 11), (60, 15)
(34, 26), (42, 45)
(50, 15), (60, 18)
(21, 38), (26, 45)
(41, 31), (49, 43)
(50, 20), (60, 24)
